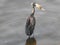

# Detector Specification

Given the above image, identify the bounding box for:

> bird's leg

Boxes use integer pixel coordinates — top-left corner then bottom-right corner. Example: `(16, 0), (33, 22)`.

(30, 32), (34, 38)
(33, 32), (34, 37)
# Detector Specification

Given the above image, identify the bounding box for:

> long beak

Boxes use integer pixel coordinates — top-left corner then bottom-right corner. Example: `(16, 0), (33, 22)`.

(35, 3), (45, 11)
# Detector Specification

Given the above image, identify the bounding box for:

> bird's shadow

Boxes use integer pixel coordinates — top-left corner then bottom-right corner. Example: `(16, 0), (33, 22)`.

(25, 37), (36, 45)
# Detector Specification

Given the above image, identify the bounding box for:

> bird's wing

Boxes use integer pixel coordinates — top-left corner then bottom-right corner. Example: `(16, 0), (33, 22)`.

(25, 17), (36, 28)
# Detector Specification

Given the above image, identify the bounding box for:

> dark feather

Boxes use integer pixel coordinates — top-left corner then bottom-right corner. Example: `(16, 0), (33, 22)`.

(25, 16), (36, 36)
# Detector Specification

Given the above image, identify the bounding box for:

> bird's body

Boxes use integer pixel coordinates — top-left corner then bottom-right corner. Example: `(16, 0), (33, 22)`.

(25, 15), (36, 36)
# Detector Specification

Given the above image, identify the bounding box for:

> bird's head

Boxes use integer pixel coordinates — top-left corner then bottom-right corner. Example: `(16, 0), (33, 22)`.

(31, 2), (36, 8)
(31, 2), (45, 11)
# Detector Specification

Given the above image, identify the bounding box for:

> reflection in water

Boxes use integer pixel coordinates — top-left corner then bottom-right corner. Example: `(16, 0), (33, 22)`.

(25, 37), (36, 45)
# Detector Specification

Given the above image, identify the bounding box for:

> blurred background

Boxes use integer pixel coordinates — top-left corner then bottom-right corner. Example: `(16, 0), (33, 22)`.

(0, 0), (60, 45)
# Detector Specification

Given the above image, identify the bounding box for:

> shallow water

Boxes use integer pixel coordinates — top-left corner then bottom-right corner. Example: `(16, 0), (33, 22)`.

(0, 0), (60, 45)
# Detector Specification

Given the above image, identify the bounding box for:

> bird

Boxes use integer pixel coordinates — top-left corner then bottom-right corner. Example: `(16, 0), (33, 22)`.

(25, 2), (45, 37)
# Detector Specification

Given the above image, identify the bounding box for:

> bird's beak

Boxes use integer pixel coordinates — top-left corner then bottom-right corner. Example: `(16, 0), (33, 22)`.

(35, 3), (45, 11)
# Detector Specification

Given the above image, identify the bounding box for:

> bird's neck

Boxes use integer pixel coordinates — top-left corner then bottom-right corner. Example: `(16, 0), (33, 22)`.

(30, 7), (35, 17)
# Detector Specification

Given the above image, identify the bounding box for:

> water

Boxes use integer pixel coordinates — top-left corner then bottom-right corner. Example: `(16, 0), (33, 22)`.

(0, 0), (60, 45)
